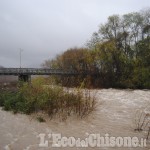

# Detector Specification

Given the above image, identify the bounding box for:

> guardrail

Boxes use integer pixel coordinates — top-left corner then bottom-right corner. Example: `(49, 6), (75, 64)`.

(0, 68), (77, 75)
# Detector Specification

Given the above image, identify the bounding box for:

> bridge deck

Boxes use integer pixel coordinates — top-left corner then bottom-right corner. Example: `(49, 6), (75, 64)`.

(0, 68), (77, 75)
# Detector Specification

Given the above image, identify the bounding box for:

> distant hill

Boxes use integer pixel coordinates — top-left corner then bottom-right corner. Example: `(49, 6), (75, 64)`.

(0, 66), (17, 83)
(0, 65), (4, 68)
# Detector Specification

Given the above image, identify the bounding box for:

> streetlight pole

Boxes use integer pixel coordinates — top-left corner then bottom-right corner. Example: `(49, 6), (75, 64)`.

(20, 48), (23, 68)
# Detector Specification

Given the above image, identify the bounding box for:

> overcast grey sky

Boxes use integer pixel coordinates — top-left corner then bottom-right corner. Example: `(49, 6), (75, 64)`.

(0, 0), (149, 67)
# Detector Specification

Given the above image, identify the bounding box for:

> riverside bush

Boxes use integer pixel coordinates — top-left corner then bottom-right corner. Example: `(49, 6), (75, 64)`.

(0, 77), (96, 120)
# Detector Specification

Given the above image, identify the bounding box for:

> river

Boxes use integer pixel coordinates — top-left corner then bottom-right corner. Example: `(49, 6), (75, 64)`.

(0, 89), (150, 150)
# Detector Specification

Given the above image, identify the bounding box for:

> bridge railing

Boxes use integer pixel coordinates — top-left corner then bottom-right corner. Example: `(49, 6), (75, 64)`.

(0, 68), (77, 75)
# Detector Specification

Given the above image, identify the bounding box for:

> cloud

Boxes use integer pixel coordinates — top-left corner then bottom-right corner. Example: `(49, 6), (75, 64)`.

(0, 0), (149, 67)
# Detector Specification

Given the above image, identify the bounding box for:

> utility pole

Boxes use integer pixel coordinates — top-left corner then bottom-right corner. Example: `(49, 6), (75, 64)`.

(20, 48), (23, 68)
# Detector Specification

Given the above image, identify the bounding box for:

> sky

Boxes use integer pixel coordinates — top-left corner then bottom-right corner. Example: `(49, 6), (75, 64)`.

(0, 0), (149, 68)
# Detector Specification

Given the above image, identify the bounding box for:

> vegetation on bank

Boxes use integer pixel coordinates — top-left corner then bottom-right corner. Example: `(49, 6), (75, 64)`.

(43, 8), (150, 89)
(0, 78), (96, 120)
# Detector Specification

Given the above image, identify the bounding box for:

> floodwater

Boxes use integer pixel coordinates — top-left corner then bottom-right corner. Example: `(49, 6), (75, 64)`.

(0, 89), (150, 150)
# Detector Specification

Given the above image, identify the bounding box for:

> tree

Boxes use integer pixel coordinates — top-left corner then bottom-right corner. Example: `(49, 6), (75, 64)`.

(43, 8), (150, 89)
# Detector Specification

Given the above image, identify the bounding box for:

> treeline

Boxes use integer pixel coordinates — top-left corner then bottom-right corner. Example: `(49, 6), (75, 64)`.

(43, 8), (150, 89)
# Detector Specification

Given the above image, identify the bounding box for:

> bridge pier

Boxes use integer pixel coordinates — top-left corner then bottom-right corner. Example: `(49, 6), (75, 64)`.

(18, 74), (31, 82)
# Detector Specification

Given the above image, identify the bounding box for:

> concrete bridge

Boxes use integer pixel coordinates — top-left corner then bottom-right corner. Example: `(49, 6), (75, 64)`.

(0, 68), (78, 82)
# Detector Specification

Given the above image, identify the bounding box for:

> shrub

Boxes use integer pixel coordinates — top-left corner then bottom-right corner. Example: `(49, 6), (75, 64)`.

(36, 116), (46, 122)
(135, 109), (150, 139)
(0, 77), (97, 120)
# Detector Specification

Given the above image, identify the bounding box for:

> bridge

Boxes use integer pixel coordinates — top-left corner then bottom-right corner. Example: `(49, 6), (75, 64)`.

(0, 68), (78, 82)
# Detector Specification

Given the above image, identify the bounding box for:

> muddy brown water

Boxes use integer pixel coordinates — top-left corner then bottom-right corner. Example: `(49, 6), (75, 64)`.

(0, 89), (150, 150)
